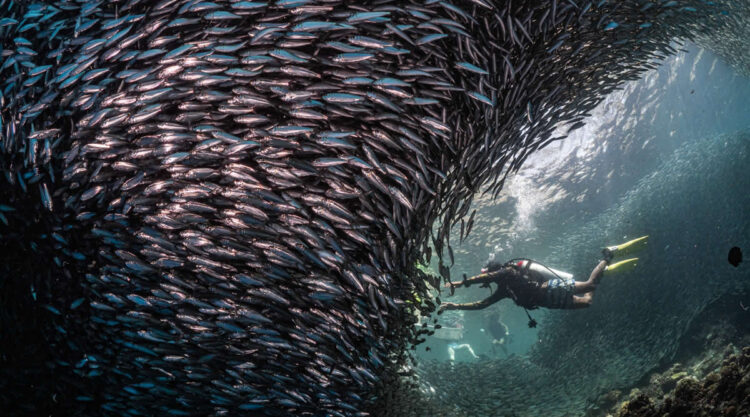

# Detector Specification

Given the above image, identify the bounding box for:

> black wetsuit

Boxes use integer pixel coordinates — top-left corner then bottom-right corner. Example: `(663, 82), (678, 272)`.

(442, 263), (544, 311)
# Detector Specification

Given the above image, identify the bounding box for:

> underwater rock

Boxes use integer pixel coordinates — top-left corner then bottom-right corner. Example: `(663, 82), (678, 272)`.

(587, 389), (622, 417)
(618, 346), (750, 417)
(585, 290), (750, 417)
(646, 364), (688, 394)
(0, 0), (747, 416)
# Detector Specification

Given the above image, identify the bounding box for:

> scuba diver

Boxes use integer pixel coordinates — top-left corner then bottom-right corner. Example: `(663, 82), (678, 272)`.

(447, 342), (479, 363)
(434, 311), (479, 363)
(439, 236), (649, 319)
(481, 310), (510, 357)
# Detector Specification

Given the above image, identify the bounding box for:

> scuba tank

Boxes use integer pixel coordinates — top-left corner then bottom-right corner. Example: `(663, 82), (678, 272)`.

(511, 259), (574, 282)
(504, 259), (573, 328)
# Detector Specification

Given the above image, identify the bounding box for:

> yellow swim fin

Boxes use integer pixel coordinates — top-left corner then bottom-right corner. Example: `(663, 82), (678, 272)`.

(605, 258), (639, 274)
(603, 235), (649, 260)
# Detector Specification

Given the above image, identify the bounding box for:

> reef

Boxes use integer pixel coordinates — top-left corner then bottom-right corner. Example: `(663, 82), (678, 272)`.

(585, 289), (750, 417)
(616, 346), (750, 417)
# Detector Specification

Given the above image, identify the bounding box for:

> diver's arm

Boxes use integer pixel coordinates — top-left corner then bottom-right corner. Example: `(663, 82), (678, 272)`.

(440, 289), (506, 311)
(443, 270), (507, 288)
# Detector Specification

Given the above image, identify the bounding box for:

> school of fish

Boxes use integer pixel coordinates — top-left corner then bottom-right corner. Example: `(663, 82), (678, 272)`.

(0, 0), (740, 415)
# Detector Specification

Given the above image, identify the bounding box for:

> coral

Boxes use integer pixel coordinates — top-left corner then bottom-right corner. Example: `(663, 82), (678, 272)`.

(617, 347), (750, 417)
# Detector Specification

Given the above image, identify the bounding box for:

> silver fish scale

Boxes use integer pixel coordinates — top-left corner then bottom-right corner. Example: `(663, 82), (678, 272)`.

(0, 0), (741, 416)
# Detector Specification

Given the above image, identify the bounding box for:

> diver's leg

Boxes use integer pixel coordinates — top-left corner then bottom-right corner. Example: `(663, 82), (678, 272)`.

(447, 345), (456, 362)
(453, 344), (479, 359)
(573, 280), (595, 294)
(573, 260), (608, 294)
(571, 292), (593, 309)
(541, 277), (580, 309)
(455, 344), (474, 358)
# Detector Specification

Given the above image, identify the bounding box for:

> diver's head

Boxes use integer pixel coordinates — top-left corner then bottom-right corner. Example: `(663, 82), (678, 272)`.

(482, 258), (505, 273)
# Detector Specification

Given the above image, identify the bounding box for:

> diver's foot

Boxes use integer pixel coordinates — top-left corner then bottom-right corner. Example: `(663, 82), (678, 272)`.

(604, 258), (639, 274)
(603, 235), (649, 263)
